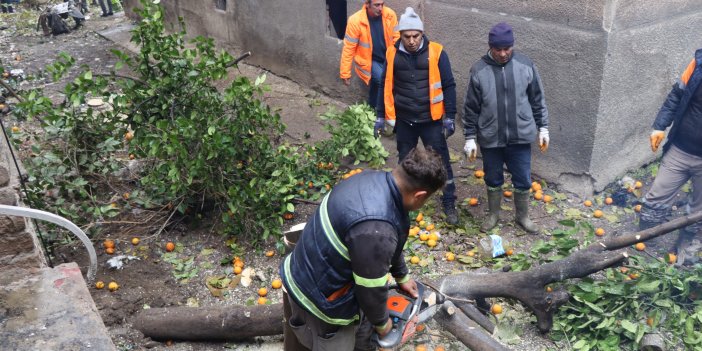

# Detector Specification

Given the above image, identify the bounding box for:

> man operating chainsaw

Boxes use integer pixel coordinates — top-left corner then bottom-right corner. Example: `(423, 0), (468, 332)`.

(280, 147), (447, 350)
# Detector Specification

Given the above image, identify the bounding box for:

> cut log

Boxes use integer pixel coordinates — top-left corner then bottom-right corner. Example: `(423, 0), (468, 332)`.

(134, 303), (283, 341)
(435, 301), (511, 351)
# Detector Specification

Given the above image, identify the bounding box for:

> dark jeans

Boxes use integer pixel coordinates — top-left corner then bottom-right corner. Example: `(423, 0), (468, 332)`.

(396, 119), (456, 206)
(368, 60), (383, 109)
(98, 0), (112, 14)
(481, 144), (532, 190)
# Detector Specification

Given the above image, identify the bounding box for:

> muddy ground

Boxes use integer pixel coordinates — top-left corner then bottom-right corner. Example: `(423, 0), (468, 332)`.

(0, 6), (689, 351)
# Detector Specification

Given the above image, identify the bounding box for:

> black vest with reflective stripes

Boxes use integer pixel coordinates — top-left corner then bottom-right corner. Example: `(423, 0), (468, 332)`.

(392, 42), (432, 123)
(280, 171), (409, 325)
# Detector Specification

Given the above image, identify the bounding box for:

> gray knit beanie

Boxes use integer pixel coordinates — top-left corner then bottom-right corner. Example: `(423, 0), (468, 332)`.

(398, 7), (423, 32)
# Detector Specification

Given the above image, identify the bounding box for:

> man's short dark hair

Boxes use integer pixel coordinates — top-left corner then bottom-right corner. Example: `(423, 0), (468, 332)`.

(399, 147), (447, 193)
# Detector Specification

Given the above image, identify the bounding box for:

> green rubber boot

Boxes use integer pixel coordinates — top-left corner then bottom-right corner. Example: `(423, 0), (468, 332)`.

(480, 187), (502, 232)
(514, 190), (538, 234)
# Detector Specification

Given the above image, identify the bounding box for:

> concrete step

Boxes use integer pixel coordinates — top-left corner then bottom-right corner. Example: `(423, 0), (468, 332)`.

(0, 262), (115, 350)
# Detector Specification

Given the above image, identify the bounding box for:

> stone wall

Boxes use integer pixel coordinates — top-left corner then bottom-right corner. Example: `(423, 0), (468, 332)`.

(125, 0), (702, 196)
(0, 130), (45, 269)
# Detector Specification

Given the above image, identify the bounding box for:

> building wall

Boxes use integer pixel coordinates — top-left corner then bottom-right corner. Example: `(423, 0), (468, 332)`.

(126, 0), (702, 196)
(0, 130), (45, 269)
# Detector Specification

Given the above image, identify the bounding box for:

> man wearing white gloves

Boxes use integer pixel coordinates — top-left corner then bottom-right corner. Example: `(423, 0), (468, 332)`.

(462, 22), (549, 233)
(640, 49), (702, 266)
(376, 7), (459, 225)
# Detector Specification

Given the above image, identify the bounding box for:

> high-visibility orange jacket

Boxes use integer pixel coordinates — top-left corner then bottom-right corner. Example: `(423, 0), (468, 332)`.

(339, 5), (399, 85)
(383, 42), (445, 121)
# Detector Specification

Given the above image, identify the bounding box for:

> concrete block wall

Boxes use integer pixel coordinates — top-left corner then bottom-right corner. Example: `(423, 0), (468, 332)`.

(0, 132), (45, 269)
(126, 0), (702, 196)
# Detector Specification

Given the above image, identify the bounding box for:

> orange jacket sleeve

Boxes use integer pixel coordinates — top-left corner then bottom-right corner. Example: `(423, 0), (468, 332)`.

(340, 16), (360, 80)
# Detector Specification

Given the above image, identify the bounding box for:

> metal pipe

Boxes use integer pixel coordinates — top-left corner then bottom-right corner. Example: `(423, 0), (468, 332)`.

(0, 205), (97, 281)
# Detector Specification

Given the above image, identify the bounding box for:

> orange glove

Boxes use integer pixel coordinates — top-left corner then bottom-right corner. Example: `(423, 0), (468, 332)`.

(650, 130), (665, 153)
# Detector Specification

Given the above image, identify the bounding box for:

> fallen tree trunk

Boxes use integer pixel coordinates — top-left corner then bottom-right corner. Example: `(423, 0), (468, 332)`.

(438, 211), (702, 333)
(435, 301), (511, 351)
(133, 303), (283, 340)
(134, 212), (702, 346)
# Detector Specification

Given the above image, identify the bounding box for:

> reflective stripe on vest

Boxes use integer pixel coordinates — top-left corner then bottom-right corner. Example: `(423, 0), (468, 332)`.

(383, 41), (445, 121)
(353, 272), (389, 288)
(320, 190), (350, 261)
(283, 256), (360, 325)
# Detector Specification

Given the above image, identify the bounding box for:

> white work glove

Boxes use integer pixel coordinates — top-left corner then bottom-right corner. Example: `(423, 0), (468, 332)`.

(464, 139), (477, 161)
(387, 119), (396, 128)
(538, 128), (549, 153)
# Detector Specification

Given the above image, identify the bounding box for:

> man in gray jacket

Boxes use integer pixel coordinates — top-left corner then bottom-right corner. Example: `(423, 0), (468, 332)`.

(462, 22), (549, 234)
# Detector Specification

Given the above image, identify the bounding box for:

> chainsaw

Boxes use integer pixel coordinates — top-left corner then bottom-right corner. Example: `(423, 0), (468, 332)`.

(372, 281), (445, 349)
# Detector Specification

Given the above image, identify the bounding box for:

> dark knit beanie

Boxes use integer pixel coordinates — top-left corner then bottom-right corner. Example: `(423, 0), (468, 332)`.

(488, 22), (514, 48)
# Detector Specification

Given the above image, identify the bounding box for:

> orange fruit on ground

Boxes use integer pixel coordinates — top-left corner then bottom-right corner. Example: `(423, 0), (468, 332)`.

(434, 346), (446, 351)
(635, 181), (643, 189)
(503, 190), (513, 198)
(233, 266), (243, 274)
(124, 131), (134, 141)
(593, 210), (603, 218)
(257, 296), (268, 305)
(634, 204), (642, 212)
(543, 195), (553, 203)
(416, 213), (424, 222)
(635, 242), (646, 251)
(595, 228), (605, 236)
(105, 247), (115, 255)
(667, 253), (677, 264)
(467, 251), (475, 257)
(545, 286), (553, 292)
(165, 242), (175, 252)
(410, 256), (420, 264)
(95, 281), (105, 289)
(469, 197), (479, 206)
(131, 237), (140, 245)
(415, 345), (427, 351)
(505, 249), (514, 256)
(531, 182), (542, 192)
(474, 170), (485, 178)
(108, 281), (119, 291)
(605, 197), (613, 205)
(265, 250), (275, 257)
(103, 239), (115, 249)
(308, 181), (314, 189)
(646, 317), (654, 327)
(428, 232), (439, 242)
(419, 233), (429, 241)
(283, 212), (294, 220)
(446, 252), (455, 261)
(427, 239), (437, 248)
(258, 287), (268, 297)
(271, 279), (283, 289)
(425, 223), (435, 231)
(123, 192), (130, 200)
(415, 324), (426, 332)
(490, 304), (503, 315)
(534, 191), (543, 200)
(584, 200), (593, 207)
(129, 153), (135, 160)
(629, 273), (640, 280)
(620, 267), (629, 274)
(418, 220), (426, 228)
(11, 126), (20, 133)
